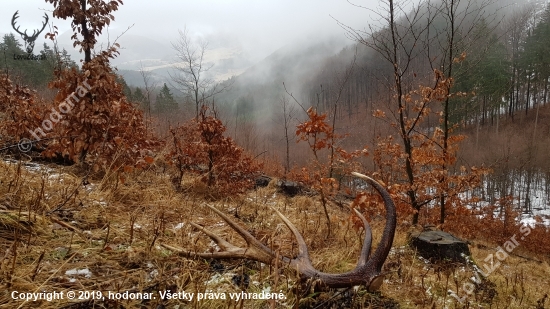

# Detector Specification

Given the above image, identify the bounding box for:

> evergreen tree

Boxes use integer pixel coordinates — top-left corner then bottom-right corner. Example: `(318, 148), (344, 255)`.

(451, 21), (510, 124)
(0, 33), (26, 76)
(155, 83), (178, 113)
(116, 74), (132, 99)
(59, 48), (78, 69)
(132, 87), (148, 110)
(0, 33), (25, 56)
(521, 3), (550, 106)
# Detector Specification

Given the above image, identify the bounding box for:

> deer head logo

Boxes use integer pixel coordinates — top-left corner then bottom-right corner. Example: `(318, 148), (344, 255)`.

(11, 11), (49, 54)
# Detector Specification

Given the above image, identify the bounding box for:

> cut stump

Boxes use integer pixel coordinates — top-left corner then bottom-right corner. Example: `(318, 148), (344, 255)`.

(410, 229), (470, 263)
(276, 180), (301, 196)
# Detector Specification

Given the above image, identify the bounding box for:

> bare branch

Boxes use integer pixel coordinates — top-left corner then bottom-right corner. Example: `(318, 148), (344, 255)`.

(170, 26), (230, 118)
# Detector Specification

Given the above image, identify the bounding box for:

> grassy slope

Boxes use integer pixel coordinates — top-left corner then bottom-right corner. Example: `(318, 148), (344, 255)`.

(0, 160), (548, 309)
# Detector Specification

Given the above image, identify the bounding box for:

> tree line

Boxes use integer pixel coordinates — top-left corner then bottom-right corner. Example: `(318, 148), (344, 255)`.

(306, 0), (550, 130)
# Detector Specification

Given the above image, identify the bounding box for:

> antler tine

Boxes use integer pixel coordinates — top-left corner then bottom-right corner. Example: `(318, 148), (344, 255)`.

(160, 242), (217, 259)
(270, 207), (313, 267)
(159, 222), (237, 259)
(160, 204), (277, 264)
(11, 11), (19, 23)
(43, 13), (49, 26)
(353, 208), (372, 266)
(11, 11), (19, 24)
(204, 204), (273, 254)
(351, 172), (396, 273)
(161, 242), (264, 261)
(188, 222), (239, 252)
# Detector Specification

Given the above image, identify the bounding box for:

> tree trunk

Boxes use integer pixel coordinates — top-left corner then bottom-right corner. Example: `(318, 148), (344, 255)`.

(389, 0), (420, 224)
(80, 0), (91, 63)
(526, 75), (531, 116)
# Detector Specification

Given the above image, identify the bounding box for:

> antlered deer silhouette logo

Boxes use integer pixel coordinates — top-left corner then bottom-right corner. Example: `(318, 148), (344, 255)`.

(11, 11), (49, 54)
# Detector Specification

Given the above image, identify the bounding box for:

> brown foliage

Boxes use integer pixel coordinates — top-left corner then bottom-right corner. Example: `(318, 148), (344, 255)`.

(295, 106), (368, 237)
(0, 75), (44, 145)
(372, 70), (488, 224)
(1, 0), (159, 173)
(295, 107), (366, 183)
(45, 0), (123, 59)
(43, 47), (160, 171)
(166, 106), (261, 196)
(32, 0), (160, 171)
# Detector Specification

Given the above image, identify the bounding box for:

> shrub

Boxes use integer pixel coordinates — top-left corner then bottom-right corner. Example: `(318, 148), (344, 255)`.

(167, 106), (261, 196)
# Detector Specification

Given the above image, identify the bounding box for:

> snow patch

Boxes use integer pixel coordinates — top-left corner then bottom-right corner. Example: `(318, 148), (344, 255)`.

(65, 268), (92, 278)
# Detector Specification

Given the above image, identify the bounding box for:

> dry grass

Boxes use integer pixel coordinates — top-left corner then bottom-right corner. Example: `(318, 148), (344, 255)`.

(0, 159), (548, 309)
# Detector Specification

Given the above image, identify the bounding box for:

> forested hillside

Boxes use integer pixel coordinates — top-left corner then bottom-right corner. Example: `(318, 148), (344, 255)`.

(292, 0), (550, 221)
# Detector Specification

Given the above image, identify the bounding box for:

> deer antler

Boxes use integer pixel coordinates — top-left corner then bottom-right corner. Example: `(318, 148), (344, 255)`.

(162, 172), (396, 291)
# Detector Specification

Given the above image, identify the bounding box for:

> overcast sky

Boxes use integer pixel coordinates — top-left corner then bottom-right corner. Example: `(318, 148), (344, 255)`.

(0, 0), (379, 61)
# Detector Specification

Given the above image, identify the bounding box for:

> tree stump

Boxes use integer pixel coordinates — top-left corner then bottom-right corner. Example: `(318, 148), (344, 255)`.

(254, 175), (272, 188)
(276, 180), (301, 196)
(409, 229), (470, 263)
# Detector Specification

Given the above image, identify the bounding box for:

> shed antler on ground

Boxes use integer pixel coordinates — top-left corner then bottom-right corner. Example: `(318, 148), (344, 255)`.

(162, 172), (396, 291)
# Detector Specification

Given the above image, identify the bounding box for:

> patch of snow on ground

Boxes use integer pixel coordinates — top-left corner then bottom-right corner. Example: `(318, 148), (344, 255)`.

(65, 268), (92, 278)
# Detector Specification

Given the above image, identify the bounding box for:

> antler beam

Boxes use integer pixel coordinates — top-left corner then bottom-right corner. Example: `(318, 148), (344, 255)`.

(162, 172), (396, 291)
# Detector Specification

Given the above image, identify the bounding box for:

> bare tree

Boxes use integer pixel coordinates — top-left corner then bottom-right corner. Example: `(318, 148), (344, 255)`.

(170, 27), (231, 118)
(341, 0), (435, 224)
(327, 47), (357, 179)
(282, 50), (357, 238)
(340, 0), (501, 224)
(139, 61), (157, 133)
(502, 3), (536, 118)
(423, 0), (499, 223)
(278, 95), (295, 175)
